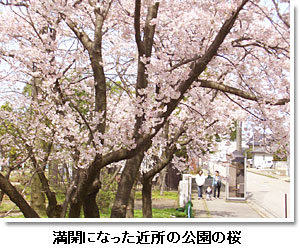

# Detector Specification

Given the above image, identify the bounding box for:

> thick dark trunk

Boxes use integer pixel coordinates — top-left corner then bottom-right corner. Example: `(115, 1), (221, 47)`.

(83, 192), (99, 218)
(0, 173), (39, 218)
(68, 168), (86, 218)
(0, 190), (4, 206)
(83, 174), (101, 218)
(69, 158), (102, 218)
(0, 167), (12, 206)
(68, 199), (82, 218)
(126, 180), (137, 218)
(142, 177), (153, 218)
(111, 152), (144, 218)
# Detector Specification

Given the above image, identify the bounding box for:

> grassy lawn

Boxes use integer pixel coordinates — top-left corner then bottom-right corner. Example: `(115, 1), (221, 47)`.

(101, 208), (178, 218)
(134, 208), (177, 218)
(0, 202), (17, 213)
(135, 190), (178, 200)
(100, 190), (179, 218)
(2, 190), (179, 218)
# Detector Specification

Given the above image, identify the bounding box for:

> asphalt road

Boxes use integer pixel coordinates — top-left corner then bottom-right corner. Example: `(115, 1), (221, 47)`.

(246, 171), (291, 218)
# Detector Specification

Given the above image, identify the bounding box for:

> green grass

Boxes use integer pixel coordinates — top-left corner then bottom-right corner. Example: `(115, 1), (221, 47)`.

(3, 189), (179, 218)
(5, 214), (25, 218)
(4, 206), (178, 219)
(100, 208), (177, 218)
(135, 190), (178, 200)
(0, 202), (19, 213)
(134, 208), (177, 218)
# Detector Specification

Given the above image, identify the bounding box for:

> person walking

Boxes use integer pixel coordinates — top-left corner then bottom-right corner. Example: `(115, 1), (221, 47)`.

(212, 170), (222, 199)
(195, 170), (206, 200)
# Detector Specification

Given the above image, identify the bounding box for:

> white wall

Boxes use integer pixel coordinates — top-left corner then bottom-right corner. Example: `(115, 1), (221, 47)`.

(253, 154), (273, 168)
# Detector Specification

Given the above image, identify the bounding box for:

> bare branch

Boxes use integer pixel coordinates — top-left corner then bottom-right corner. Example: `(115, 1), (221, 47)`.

(62, 15), (93, 52)
(197, 79), (289, 106)
(134, 0), (145, 55)
(222, 91), (265, 121)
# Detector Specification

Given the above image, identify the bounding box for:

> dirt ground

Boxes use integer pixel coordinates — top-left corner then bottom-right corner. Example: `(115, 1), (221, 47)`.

(134, 199), (178, 210)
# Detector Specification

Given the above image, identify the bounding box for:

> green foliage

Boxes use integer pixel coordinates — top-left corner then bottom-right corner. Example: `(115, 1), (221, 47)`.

(245, 147), (253, 159)
(0, 102), (13, 112)
(214, 133), (221, 142)
(0, 102), (22, 160)
(73, 89), (91, 115)
(107, 81), (124, 95)
(229, 120), (237, 141)
(175, 145), (188, 159)
(22, 84), (32, 97)
(273, 150), (287, 161)
(96, 169), (118, 214)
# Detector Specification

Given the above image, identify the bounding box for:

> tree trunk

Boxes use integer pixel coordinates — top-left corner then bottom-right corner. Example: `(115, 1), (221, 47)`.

(68, 198), (82, 218)
(49, 161), (59, 187)
(64, 163), (70, 184)
(69, 157), (102, 218)
(0, 173), (39, 218)
(111, 152), (144, 218)
(126, 180), (137, 218)
(159, 166), (167, 196)
(68, 168), (85, 218)
(35, 169), (63, 218)
(60, 179), (76, 218)
(83, 174), (101, 218)
(142, 176), (153, 218)
(0, 189), (4, 206)
(83, 192), (99, 218)
(0, 167), (12, 206)
(31, 172), (46, 216)
(110, 1), (160, 219)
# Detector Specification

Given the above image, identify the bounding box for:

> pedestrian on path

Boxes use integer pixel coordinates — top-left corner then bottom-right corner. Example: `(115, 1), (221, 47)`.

(196, 170), (206, 200)
(213, 170), (222, 199)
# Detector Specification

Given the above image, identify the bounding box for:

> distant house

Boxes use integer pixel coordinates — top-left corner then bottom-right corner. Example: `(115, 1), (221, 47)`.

(251, 147), (273, 169)
(247, 135), (273, 169)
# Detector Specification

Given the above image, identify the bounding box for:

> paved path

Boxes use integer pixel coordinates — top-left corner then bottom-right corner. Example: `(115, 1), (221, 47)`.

(192, 192), (262, 218)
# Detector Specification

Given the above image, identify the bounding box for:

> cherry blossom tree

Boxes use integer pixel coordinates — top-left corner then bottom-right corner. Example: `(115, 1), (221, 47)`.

(0, 0), (290, 218)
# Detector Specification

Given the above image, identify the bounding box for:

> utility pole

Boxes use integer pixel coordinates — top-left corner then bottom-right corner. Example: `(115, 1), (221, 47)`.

(236, 121), (242, 151)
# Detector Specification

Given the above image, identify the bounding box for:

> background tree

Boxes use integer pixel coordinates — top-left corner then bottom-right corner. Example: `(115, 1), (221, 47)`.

(0, 0), (290, 218)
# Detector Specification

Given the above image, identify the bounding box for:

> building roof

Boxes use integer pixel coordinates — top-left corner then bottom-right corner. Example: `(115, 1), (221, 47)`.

(252, 147), (272, 155)
(247, 134), (274, 147)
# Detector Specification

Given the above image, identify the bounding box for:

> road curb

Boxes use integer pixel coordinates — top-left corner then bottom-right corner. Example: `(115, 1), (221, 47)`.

(247, 169), (290, 182)
(247, 200), (276, 218)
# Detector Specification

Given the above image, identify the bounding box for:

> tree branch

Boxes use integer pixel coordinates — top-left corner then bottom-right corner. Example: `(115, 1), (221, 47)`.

(134, 0), (144, 55)
(0, 173), (40, 218)
(198, 79), (289, 105)
(63, 15), (93, 52)
(222, 91), (265, 121)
